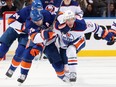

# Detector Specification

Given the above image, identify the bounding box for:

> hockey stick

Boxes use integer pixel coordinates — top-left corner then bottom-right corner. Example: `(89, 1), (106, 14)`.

(38, 0), (64, 60)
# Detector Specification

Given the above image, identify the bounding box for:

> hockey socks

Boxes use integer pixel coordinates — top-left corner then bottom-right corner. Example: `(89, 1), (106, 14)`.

(6, 44), (25, 78)
(17, 60), (32, 83)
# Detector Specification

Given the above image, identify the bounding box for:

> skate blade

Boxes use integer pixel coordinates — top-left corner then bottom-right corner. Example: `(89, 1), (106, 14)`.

(18, 82), (22, 86)
(70, 82), (77, 87)
(5, 76), (11, 79)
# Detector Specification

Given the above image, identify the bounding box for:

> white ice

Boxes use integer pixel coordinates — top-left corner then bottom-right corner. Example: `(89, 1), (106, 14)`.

(0, 57), (116, 87)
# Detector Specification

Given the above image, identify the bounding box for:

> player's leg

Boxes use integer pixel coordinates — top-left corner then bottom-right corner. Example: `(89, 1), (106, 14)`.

(0, 27), (19, 60)
(17, 41), (35, 83)
(44, 42), (69, 82)
(5, 44), (26, 78)
(66, 45), (78, 82)
(67, 38), (85, 82)
(59, 48), (69, 72)
(17, 47), (34, 83)
(52, 61), (70, 82)
(5, 34), (28, 77)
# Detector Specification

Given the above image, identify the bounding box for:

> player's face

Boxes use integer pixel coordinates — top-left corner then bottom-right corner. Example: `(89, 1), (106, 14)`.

(34, 19), (43, 26)
(66, 18), (75, 28)
(64, 0), (71, 5)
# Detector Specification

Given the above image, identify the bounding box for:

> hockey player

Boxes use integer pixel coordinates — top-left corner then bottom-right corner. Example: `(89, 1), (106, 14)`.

(0, 0), (42, 60)
(59, 0), (83, 17)
(55, 0), (114, 81)
(40, 0), (62, 9)
(3, 0), (43, 77)
(16, 9), (56, 83)
(54, 0), (84, 82)
(106, 20), (116, 45)
(93, 20), (116, 46)
(44, 0), (83, 17)
(45, 0), (84, 82)
(53, 10), (115, 82)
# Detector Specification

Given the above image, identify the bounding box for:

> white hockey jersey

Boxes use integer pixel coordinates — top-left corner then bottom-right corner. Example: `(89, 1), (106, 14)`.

(54, 18), (103, 51)
(57, 0), (83, 17)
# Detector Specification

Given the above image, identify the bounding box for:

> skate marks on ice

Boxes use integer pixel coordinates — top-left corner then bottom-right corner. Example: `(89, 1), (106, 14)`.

(77, 57), (116, 87)
(0, 57), (116, 87)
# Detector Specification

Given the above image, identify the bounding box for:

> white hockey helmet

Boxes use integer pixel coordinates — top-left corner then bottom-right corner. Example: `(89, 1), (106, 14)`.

(63, 10), (75, 22)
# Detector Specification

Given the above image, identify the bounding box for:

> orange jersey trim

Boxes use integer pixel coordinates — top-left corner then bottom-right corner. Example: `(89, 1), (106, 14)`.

(21, 61), (31, 69)
(8, 18), (15, 24)
(74, 38), (85, 48)
(12, 59), (21, 66)
(68, 60), (78, 63)
(30, 33), (37, 41)
(56, 70), (65, 76)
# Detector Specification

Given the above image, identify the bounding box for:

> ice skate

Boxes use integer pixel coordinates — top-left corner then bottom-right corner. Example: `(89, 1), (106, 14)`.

(5, 69), (14, 78)
(62, 75), (70, 82)
(17, 74), (27, 85)
(69, 72), (77, 82)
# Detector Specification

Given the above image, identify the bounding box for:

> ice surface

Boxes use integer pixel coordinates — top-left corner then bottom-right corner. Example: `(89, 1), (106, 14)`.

(0, 57), (116, 87)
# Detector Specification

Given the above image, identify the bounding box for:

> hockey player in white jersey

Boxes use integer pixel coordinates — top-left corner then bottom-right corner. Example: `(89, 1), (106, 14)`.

(45, 0), (84, 82)
(59, 0), (83, 17)
(45, 0), (83, 17)
(54, 10), (115, 82)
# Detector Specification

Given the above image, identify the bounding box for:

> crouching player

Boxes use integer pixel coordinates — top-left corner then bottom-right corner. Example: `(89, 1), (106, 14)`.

(53, 10), (116, 82)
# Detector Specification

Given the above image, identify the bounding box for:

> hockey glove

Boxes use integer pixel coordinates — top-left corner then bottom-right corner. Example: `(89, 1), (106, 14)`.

(102, 30), (115, 45)
(30, 48), (39, 56)
(106, 29), (116, 45)
(30, 43), (43, 56)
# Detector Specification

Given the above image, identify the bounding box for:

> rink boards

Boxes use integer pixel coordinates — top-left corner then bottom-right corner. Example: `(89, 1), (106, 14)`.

(0, 18), (116, 57)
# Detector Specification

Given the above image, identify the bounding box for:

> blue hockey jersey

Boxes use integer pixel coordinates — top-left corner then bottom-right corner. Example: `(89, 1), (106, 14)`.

(8, 5), (31, 24)
(25, 10), (55, 43)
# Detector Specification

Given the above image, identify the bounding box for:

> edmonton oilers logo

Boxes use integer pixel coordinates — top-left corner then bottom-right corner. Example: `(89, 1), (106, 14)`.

(61, 33), (74, 45)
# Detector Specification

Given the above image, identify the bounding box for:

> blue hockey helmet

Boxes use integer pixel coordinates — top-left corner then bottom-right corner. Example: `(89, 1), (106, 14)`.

(32, 0), (43, 10)
(30, 9), (43, 22)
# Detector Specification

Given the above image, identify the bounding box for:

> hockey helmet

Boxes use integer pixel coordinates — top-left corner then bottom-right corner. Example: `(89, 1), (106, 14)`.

(32, 0), (43, 10)
(30, 9), (43, 22)
(63, 10), (75, 22)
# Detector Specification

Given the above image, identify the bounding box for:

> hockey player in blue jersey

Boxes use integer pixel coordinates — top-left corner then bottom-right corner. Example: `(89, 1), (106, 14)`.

(0, 0), (43, 77)
(16, 9), (55, 83)
(106, 20), (116, 45)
